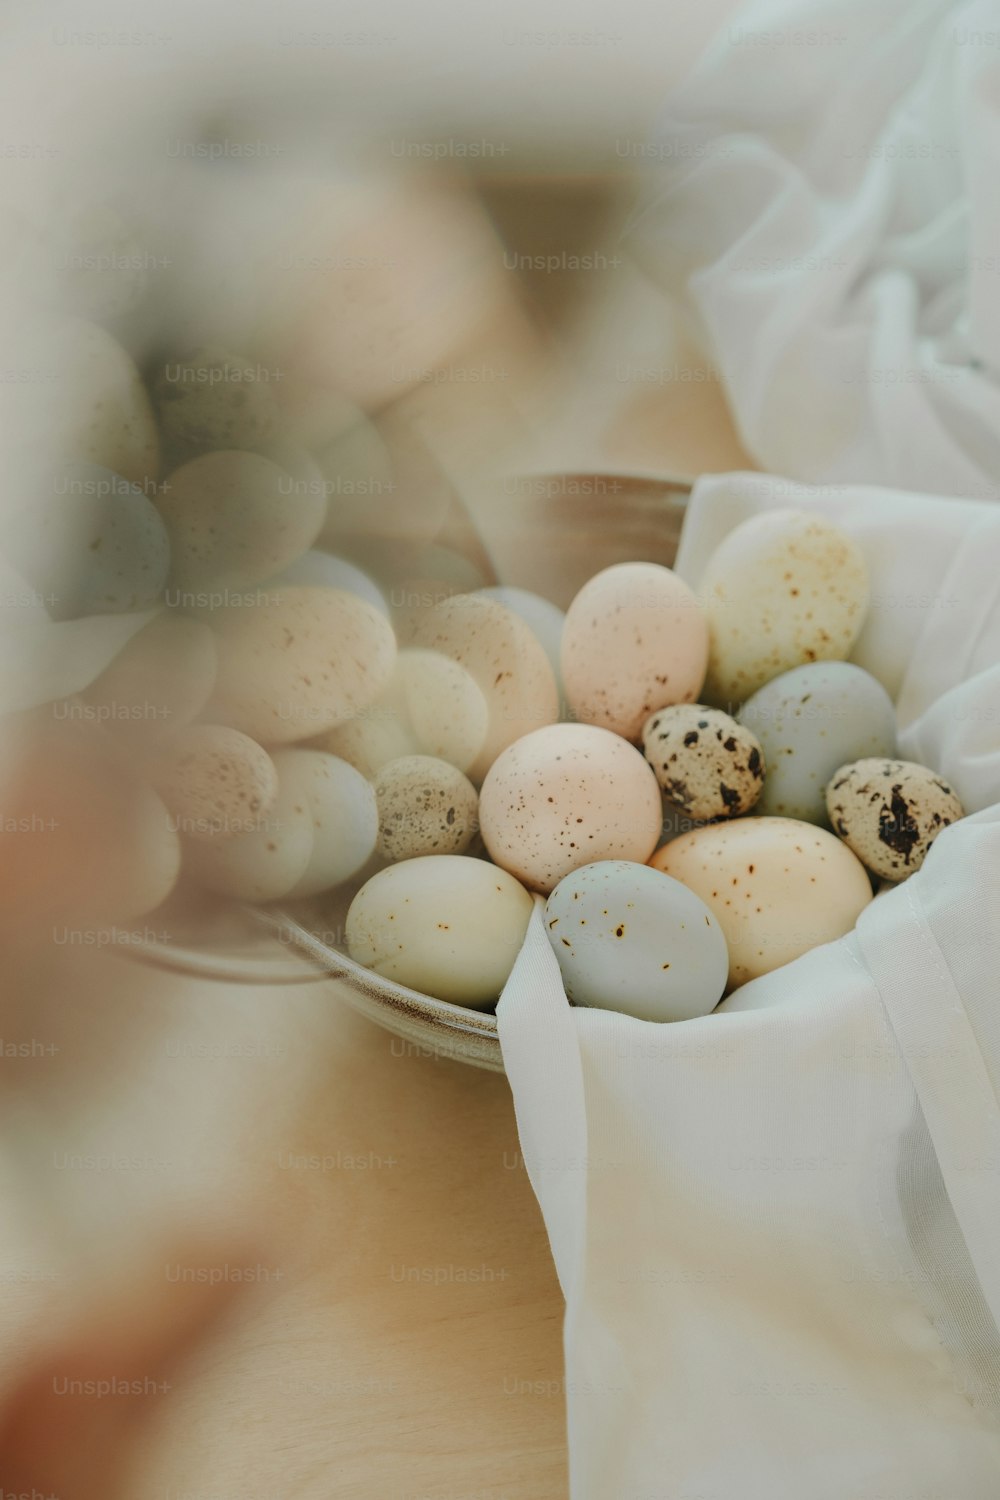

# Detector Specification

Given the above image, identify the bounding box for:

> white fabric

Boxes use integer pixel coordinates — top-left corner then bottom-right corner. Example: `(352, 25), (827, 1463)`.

(628, 0), (1000, 498)
(497, 474), (1000, 1498)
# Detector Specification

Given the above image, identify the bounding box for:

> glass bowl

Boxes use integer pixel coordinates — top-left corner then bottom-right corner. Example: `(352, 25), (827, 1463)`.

(134, 472), (692, 1072)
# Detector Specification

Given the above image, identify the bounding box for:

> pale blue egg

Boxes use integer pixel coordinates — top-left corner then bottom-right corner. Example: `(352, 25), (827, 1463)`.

(544, 859), (728, 1022)
(738, 661), (896, 825)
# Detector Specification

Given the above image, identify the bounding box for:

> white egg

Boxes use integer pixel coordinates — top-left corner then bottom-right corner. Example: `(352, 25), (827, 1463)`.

(271, 749), (378, 898)
(544, 861), (728, 1022)
(316, 704), (419, 779)
(184, 769), (313, 902)
(346, 855), (533, 1007)
(389, 649), (488, 774)
(698, 509), (870, 707)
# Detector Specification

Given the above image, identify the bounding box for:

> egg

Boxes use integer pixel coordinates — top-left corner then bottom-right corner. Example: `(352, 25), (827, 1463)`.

(3, 464), (170, 620)
(544, 860), (728, 1021)
(561, 562), (708, 741)
(651, 817), (873, 988)
(270, 749), (378, 898)
(345, 855), (533, 1007)
(479, 586), (566, 700)
(145, 725), (279, 842)
(387, 649), (488, 774)
(316, 704), (419, 779)
(641, 704), (764, 820)
(157, 451), (326, 595)
(738, 662), (897, 825)
(184, 769), (313, 902)
(479, 723), (662, 894)
(152, 347), (279, 457)
(825, 758), (964, 882)
(407, 594), (558, 782)
(55, 202), (150, 323)
(205, 586), (397, 744)
(80, 612), (217, 742)
(374, 755), (478, 861)
(698, 509), (870, 707)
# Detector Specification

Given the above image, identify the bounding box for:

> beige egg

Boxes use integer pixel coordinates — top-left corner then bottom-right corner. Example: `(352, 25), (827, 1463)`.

(31, 318), (159, 486)
(0, 735), (180, 927)
(825, 758), (964, 882)
(157, 451), (326, 596)
(374, 755), (478, 862)
(651, 817), (873, 989)
(479, 723), (662, 894)
(641, 704), (765, 820)
(698, 509), (870, 708)
(316, 703), (419, 779)
(146, 725), (278, 843)
(388, 649), (489, 774)
(346, 855), (533, 1007)
(562, 562), (709, 741)
(80, 612), (217, 743)
(408, 594), (558, 782)
(183, 770), (313, 902)
(152, 347), (279, 457)
(206, 586), (397, 744)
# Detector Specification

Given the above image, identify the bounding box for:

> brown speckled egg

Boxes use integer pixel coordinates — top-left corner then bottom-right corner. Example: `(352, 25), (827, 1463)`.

(561, 562), (709, 741)
(478, 723), (662, 894)
(642, 704), (765, 819)
(373, 755), (478, 861)
(825, 758), (964, 882)
(146, 724), (279, 842)
(698, 509), (869, 707)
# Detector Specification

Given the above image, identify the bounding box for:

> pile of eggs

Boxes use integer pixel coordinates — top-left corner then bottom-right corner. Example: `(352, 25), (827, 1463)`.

(4, 340), (964, 1022)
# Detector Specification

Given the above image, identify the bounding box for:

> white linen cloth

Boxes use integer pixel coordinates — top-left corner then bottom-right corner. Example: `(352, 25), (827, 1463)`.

(497, 472), (1000, 1498)
(628, 0), (1000, 500)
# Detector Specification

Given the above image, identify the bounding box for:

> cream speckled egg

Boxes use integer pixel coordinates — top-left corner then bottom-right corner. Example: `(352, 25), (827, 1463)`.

(389, 649), (488, 774)
(184, 769), (313, 902)
(479, 723), (662, 894)
(652, 817), (873, 989)
(479, 586), (566, 703)
(146, 725), (278, 842)
(271, 749), (378, 897)
(346, 855), (533, 1007)
(374, 755), (478, 861)
(825, 758), (964, 882)
(641, 704), (764, 820)
(158, 451), (326, 595)
(561, 562), (708, 741)
(37, 318), (159, 486)
(698, 509), (869, 707)
(206, 586), (396, 744)
(152, 347), (278, 457)
(408, 594), (558, 782)
(544, 860), (728, 1022)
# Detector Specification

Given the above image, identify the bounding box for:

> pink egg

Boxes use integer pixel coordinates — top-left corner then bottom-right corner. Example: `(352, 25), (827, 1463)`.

(478, 723), (662, 894)
(561, 562), (709, 742)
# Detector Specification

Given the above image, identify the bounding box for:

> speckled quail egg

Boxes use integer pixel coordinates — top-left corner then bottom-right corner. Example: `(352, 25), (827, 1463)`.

(373, 755), (478, 861)
(641, 704), (764, 820)
(825, 757), (964, 882)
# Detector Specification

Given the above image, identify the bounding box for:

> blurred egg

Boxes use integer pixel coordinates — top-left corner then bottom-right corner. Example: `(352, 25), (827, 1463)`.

(480, 586), (566, 704)
(184, 768), (313, 902)
(316, 703), (419, 779)
(346, 855), (533, 1007)
(374, 755), (478, 861)
(642, 704), (764, 820)
(146, 724), (278, 842)
(739, 662), (897, 824)
(205, 586), (396, 744)
(651, 817), (873, 989)
(54, 201), (150, 323)
(0, 735), (180, 927)
(479, 723), (662, 894)
(561, 562), (708, 741)
(158, 451), (325, 594)
(825, 758), (964, 882)
(408, 594), (558, 782)
(271, 749), (378, 898)
(152, 347), (279, 458)
(388, 649), (488, 774)
(270, 550), (388, 616)
(4, 463), (169, 619)
(32, 318), (159, 486)
(80, 611), (217, 742)
(698, 509), (869, 707)
(544, 860), (728, 1022)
